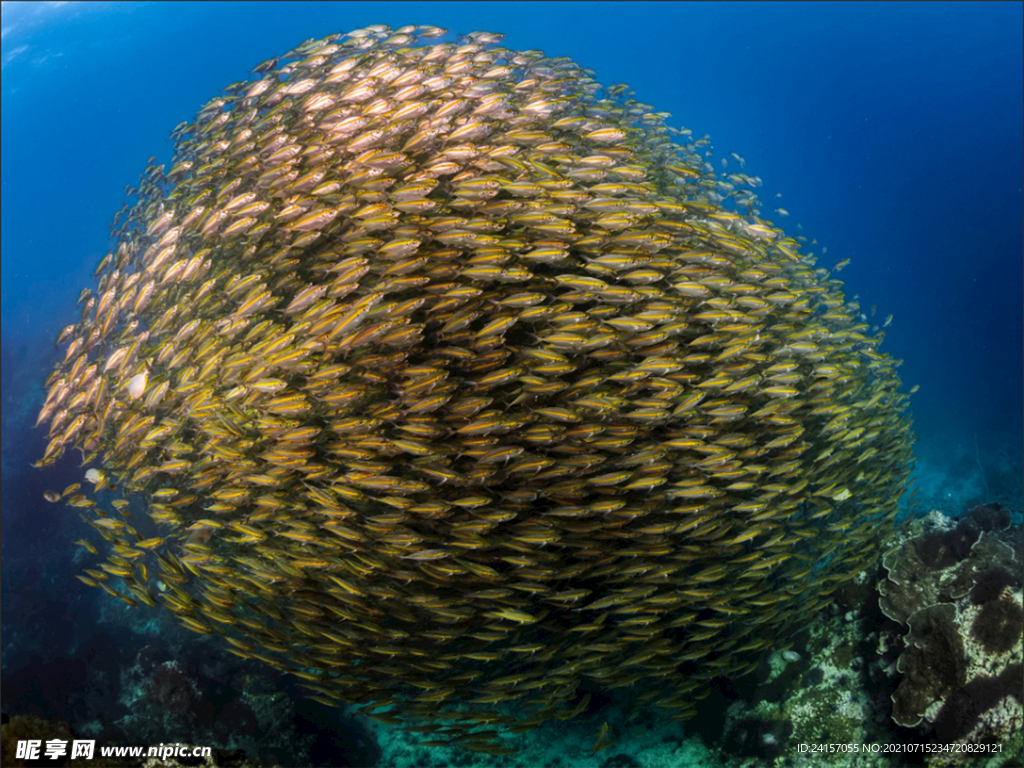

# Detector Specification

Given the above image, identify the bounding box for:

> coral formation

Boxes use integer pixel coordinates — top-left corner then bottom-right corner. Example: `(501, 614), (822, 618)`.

(1, 715), (75, 767)
(878, 504), (1022, 744)
(719, 610), (889, 764)
(892, 603), (966, 727)
(879, 505), (1017, 624)
(971, 600), (1023, 655)
(931, 663), (1023, 744)
(704, 505), (1022, 768)
(970, 566), (1018, 605)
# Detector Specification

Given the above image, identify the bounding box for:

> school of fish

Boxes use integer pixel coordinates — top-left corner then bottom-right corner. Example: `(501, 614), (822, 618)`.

(35, 24), (916, 752)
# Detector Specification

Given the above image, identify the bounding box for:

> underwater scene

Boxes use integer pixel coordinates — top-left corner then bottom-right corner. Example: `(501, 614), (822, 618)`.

(1, 3), (1021, 767)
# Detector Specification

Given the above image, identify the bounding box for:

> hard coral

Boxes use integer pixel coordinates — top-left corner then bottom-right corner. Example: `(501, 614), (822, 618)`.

(880, 517), (1018, 625)
(971, 599), (1024, 655)
(913, 519), (979, 570)
(1, 715), (74, 767)
(966, 502), (1012, 533)
(148, 660), (203, 723)
(723, 718), (793, 760)
(879, 510), (1023, 746)
(892, 603), (966, 728)
(932, 663), (1024, 743)
(970, 566), (1019, 605)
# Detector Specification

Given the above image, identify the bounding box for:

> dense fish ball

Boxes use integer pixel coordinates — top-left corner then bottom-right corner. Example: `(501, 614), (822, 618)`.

(37, 24), (915, 750)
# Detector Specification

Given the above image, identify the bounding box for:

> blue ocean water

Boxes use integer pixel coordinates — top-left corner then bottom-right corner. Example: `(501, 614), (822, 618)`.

(1, 3), (1021, 767)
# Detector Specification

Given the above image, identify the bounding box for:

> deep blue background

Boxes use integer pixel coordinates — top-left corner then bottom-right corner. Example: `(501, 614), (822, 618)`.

(1, 3), (1021, 757)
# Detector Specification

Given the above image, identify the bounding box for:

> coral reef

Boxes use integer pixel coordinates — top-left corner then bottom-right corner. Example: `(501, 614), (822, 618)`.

(892, 603), (966, 728)
(1, 715), (76, 767)
(112, 638), (348, 766)
(972, 601), (1023, 655)
(718, 610), (896, 766)
(0, 711), (256, 767)
(704, 503), (1022, 768)
(878, 504), (1022, 745)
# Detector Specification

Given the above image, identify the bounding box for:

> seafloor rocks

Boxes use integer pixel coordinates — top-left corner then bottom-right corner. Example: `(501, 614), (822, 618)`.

(878, 504), (1022, 743)
(714, 504), (1022, 768)
(0, 711), (256, 767)
(892, 602), (967, 728)
(879, 506), (1017, 625)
